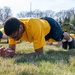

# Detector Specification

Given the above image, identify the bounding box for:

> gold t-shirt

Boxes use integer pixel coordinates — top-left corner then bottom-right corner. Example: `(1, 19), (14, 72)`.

(9, 18), (51, 49)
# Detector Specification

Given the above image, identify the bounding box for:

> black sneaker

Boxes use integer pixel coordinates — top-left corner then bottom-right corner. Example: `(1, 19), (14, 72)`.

(62, 41), (68, 49)
(68, 38), (75, 49)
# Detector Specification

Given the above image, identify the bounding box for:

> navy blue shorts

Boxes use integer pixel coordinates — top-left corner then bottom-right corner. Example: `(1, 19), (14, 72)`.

(41, 17), (64, 41)
(0, 31), (3, 38)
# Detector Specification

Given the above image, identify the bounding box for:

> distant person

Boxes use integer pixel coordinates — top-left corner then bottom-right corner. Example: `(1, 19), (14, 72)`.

(47, 33), (75, 48)
(0, 28), (8, 42)
(0, 17), (75, 57)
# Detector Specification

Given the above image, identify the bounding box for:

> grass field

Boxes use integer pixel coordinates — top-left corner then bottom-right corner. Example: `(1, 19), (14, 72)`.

(0, 25), (3, 29)
(0, 39), (75, 75)
(0, 25), (75, 75)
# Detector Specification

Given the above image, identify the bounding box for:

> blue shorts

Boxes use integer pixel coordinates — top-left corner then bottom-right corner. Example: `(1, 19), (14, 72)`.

(0, 31), (3, 38)
(41, 17), (64, 41)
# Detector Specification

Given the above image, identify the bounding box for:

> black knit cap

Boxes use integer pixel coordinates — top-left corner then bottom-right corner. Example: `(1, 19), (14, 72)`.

(4, 17), (21, 36)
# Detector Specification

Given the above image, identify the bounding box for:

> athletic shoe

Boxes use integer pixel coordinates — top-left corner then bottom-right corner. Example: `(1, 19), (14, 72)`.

(62, 41), (68, 49)
(68, 38), (75, 49)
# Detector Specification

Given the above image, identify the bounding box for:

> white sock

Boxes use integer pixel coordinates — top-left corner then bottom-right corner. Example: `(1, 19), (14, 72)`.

(62, 39), (67, 42)
(68, 37), (73, 42)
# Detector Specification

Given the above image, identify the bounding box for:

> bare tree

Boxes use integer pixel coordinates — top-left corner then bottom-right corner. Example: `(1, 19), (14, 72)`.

(17, 11), (34, 18)
(0, 8), (4, 22)
(69, 23), (75, 31)
(33, 9), (43, 17)
(0, 6), (12, 24)
(17, 11), (27, 18)
(44, 10), (55, 18)
(55, 10), (66, 22)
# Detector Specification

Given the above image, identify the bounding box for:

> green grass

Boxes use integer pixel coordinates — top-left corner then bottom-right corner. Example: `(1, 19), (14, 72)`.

(0, 40), (75, 75)
(0, 25), (3, 29)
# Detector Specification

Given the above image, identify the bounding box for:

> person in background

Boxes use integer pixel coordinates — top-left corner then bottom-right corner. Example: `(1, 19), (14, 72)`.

(47, 33), (75, 48)
(0, 28), (8, 42)
(0, 17), (75, 57)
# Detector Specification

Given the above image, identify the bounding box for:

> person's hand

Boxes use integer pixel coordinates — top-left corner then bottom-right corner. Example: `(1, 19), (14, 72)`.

(0, 47), (5, 56)
(4, 48), (16, 57)
(0, 47), (16, 57)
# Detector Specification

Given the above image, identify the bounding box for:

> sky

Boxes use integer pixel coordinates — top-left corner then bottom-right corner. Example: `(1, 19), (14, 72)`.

(0, 0), (75, 17)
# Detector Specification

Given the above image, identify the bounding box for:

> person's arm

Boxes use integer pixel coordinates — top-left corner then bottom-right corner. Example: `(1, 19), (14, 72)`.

(2, 34), (8, 39)
(8, 45), (43, 57)
(0, 44), (16, 57)
(9, 44), (16, 51)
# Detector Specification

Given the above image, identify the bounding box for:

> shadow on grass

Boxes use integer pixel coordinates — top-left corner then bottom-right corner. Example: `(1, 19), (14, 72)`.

(0, 42), (8, 44)
(0, 41), (22, 44)
(14, 49), (75, 64)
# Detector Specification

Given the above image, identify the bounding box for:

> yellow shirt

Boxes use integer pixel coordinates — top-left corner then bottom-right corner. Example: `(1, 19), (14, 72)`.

(9, 18), (51, 49)
(70, 34), (75, 39)
(0, 28), (5, 34)
(47, 38), (57, 43)
(47, 34), (75, 43)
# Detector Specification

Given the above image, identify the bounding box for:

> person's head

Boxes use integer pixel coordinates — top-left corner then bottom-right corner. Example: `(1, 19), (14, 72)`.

(4, 17), (24, 40)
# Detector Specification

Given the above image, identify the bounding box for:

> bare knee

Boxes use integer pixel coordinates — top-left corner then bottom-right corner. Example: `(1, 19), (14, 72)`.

(63, 32), (70, 40)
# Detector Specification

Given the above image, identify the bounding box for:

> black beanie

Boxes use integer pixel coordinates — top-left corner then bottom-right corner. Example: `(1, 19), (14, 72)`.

(4, 17), (21, 36)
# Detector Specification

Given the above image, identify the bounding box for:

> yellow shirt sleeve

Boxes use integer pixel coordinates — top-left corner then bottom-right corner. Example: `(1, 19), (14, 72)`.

(47, 38), (57, 43)
(70, 34), (75, 39)
(0, 28), (5, 34)
(9, 38), (20, 44)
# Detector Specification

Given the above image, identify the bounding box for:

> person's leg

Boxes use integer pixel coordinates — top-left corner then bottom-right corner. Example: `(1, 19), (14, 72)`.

(0, 31), (3, 39)
(41, 17), (75, 49)
(63, 32), (71, 40)
(62, 41), (68, 49)
(62, 32), (70, 49)
(41, 17), (63, 41)
(41, 17), (68, 49)
(63, 32), (75, 49)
